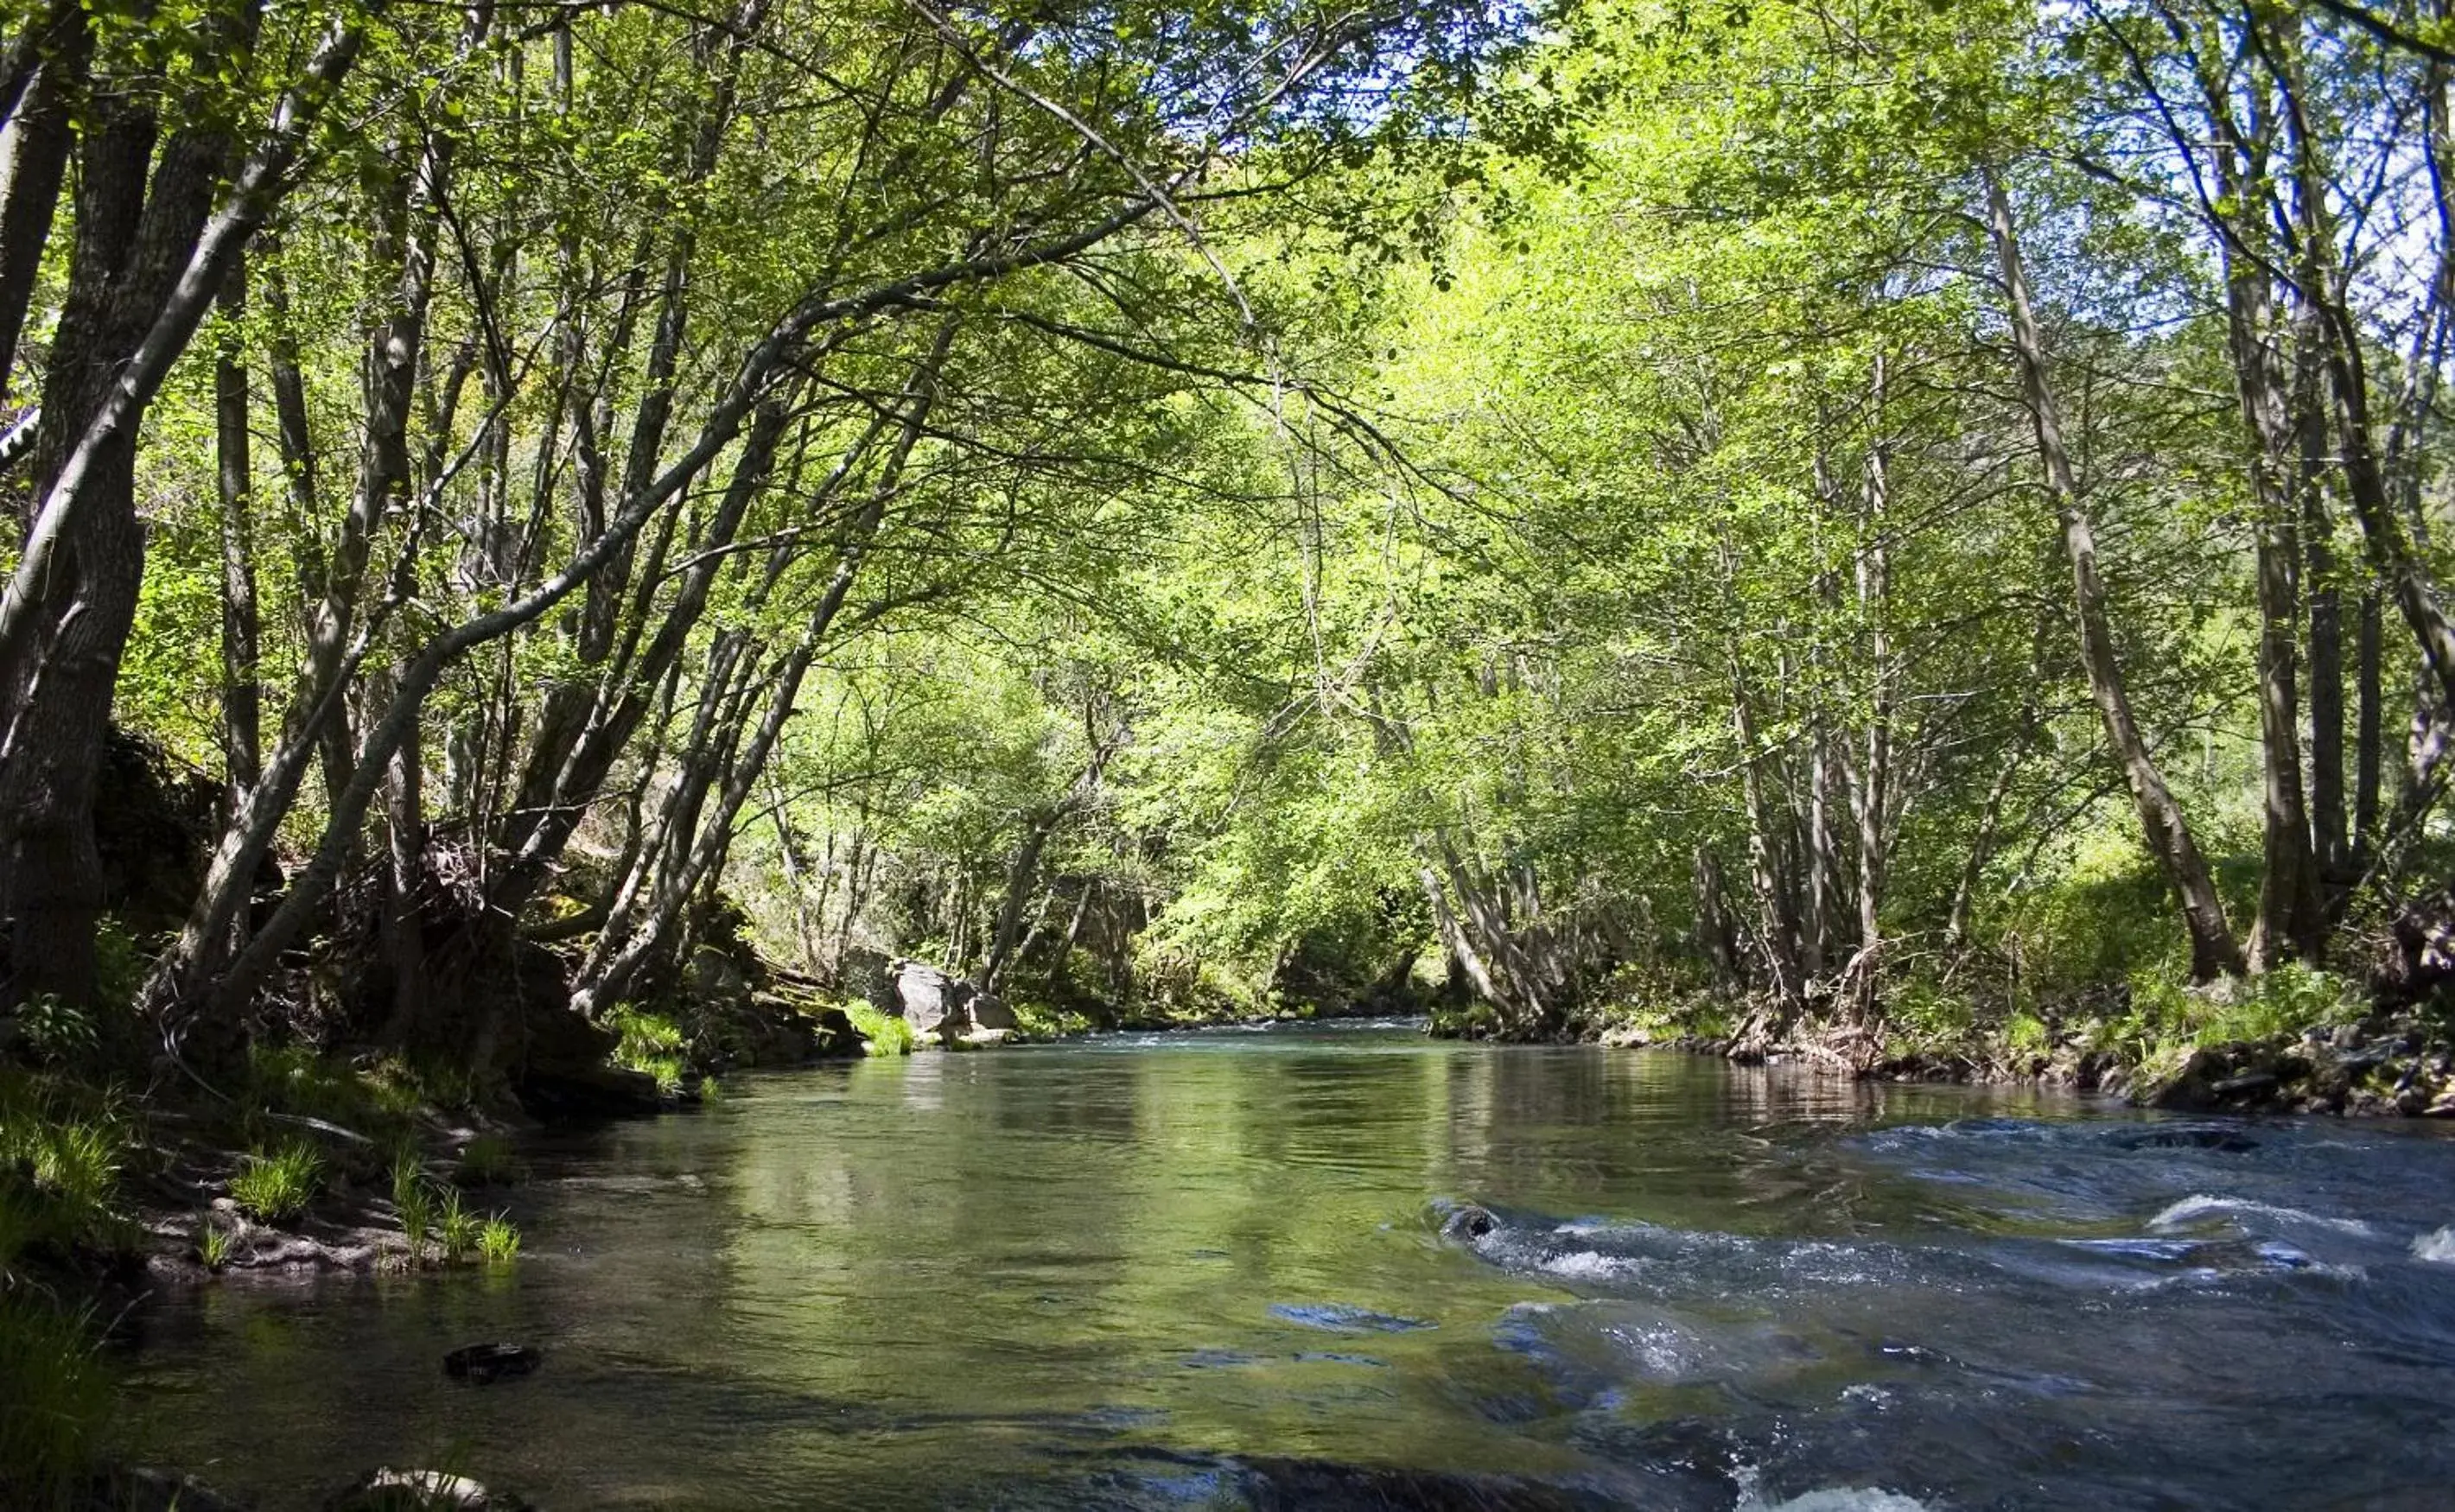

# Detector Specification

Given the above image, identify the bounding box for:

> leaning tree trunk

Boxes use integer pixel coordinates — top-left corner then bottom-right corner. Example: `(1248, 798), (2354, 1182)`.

(0, 0), (81, 413)
(0, 67), (241, 1009)
(1986, 172), (2244, 982)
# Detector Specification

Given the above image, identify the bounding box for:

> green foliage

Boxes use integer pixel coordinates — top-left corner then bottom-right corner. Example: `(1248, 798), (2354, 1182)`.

(12, 996), (99, 1067)
(0, 1071), (134, 1261)
(477, 1216), (522, 1266)
(1010, 1002), (1096, 1040)
(2114, 962), (2369, 1069)
(229, 1142), (322, 1224)
(392, 1153), (434, 1260)
(195, 1217), (236, 1272)
(436, 1189), (481, 1263)
(239, 1045), (452, 1143)
(840, 999), (916, 1057)
(607, 1007), (689, 1094)
(0, 1294), (111, 1496)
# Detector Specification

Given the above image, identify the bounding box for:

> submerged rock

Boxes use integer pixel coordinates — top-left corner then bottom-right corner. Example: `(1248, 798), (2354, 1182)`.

(444, 1342), (542, 1384)
(326, 1469), (532, 1511)
(1442, 1204), (1498, 1241)
(1225, 1456), (1645, 1509)
(2111, 1126), (2260, 1154)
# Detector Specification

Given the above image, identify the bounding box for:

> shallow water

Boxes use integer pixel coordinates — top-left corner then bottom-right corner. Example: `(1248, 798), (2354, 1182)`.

(123, 1021), (2455, 1509)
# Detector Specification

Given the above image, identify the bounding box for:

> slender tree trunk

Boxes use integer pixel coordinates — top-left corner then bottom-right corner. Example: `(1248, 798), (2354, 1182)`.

(0, 1), (80, 410)
(1691, 843), (1740, 989)
(1986, 172), (2243, 982)
(2222, 247), (2324, 965)
(2356, 584), (2383, 866)
(1850, 367), (1892, 1005)
(215, 269), (260, 822)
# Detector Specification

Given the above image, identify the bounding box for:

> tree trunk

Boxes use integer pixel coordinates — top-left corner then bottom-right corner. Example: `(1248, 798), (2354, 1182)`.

(216, 269), (260, 822)
(2221, 245), (2323, 965)
(0, 0), (80, 410)
(1691, 843), (1740, 989)
(2356, 583), (2383, 867)
(1986, 172), (2243, 982)
(1849, 363), (1892, 1010)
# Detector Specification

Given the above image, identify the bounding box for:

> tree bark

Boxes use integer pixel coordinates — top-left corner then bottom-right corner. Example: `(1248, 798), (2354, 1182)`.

(2221, 232), (2323, 965)
(0, 0), (80, 411)
(1986, 172), (2243, 982)
(216, 268), (260, 822)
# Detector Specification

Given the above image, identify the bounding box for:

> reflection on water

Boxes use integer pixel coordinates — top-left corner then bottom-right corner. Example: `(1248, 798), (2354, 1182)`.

(122, 1022), (2455, 1509)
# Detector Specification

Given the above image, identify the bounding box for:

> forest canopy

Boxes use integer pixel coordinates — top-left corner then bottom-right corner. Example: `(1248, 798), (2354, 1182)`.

(3, 0), (2455, 1078)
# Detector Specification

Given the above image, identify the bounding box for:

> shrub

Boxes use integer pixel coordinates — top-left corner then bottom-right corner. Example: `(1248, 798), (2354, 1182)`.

(15, 994), (98, 1066)
(230, 1142), (322, 1223)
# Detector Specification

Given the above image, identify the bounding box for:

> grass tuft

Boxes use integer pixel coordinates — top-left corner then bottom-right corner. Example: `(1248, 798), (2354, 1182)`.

(841, 998), (916, 1057)
(0, 1293), (111, 1493)
(229, 1141), (322, 1223)
(607, 1005), (689, 1094)
(195, 1217), (236, 1272)
(392, 1153), (434, 1261)
(437, 1187), (481, 1262)
(477, 1214), (521, 1265)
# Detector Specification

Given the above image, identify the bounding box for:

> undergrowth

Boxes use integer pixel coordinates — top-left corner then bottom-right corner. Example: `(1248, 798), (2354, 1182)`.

(607, 1006), (689, 1093)
(840, 998), (916, 1056)
(229, 1141), (322, 1223)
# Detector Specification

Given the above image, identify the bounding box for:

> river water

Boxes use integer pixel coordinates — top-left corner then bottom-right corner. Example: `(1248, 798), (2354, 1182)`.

(123, 1020), (2455, 1509)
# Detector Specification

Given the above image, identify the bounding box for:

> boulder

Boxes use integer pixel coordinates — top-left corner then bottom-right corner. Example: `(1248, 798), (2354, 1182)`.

(891, 960), (973, 1039)
(688, 943), (753, 1016)
(807, 1004), (862, 1057)
(326, 1469), (532, 1511)
(837, 944), (896, 1013)
(969, 992), (1015, 1032)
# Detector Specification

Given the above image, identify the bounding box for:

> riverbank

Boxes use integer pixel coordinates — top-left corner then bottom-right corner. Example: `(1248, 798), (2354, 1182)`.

(1424, 965), (2455, 1121)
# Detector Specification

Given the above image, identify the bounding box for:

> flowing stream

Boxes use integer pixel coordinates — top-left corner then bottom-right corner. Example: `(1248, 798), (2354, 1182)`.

(123, 1020), (2455, 1509)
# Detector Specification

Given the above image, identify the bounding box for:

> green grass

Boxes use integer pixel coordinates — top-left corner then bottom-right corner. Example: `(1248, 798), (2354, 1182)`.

(392, 1153), (434, 1261)
(607, 1005), (689, 1093)
(1010, 1002), (1096, 1040)
(841, 997), (916, 1056)
(0, 1293), (111, 1496)
(195, 1217), (235, 1272)
(0, 1069), (135, 1260)
(453, 1134), (519, 1186)
(477, 1215), (521, 1265)
(229, 1141), (322, 1223)
(437, 1188), (481, 1262)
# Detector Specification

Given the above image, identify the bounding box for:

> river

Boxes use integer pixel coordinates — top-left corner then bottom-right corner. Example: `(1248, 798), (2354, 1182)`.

(121, 1020), (2455, 1509)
